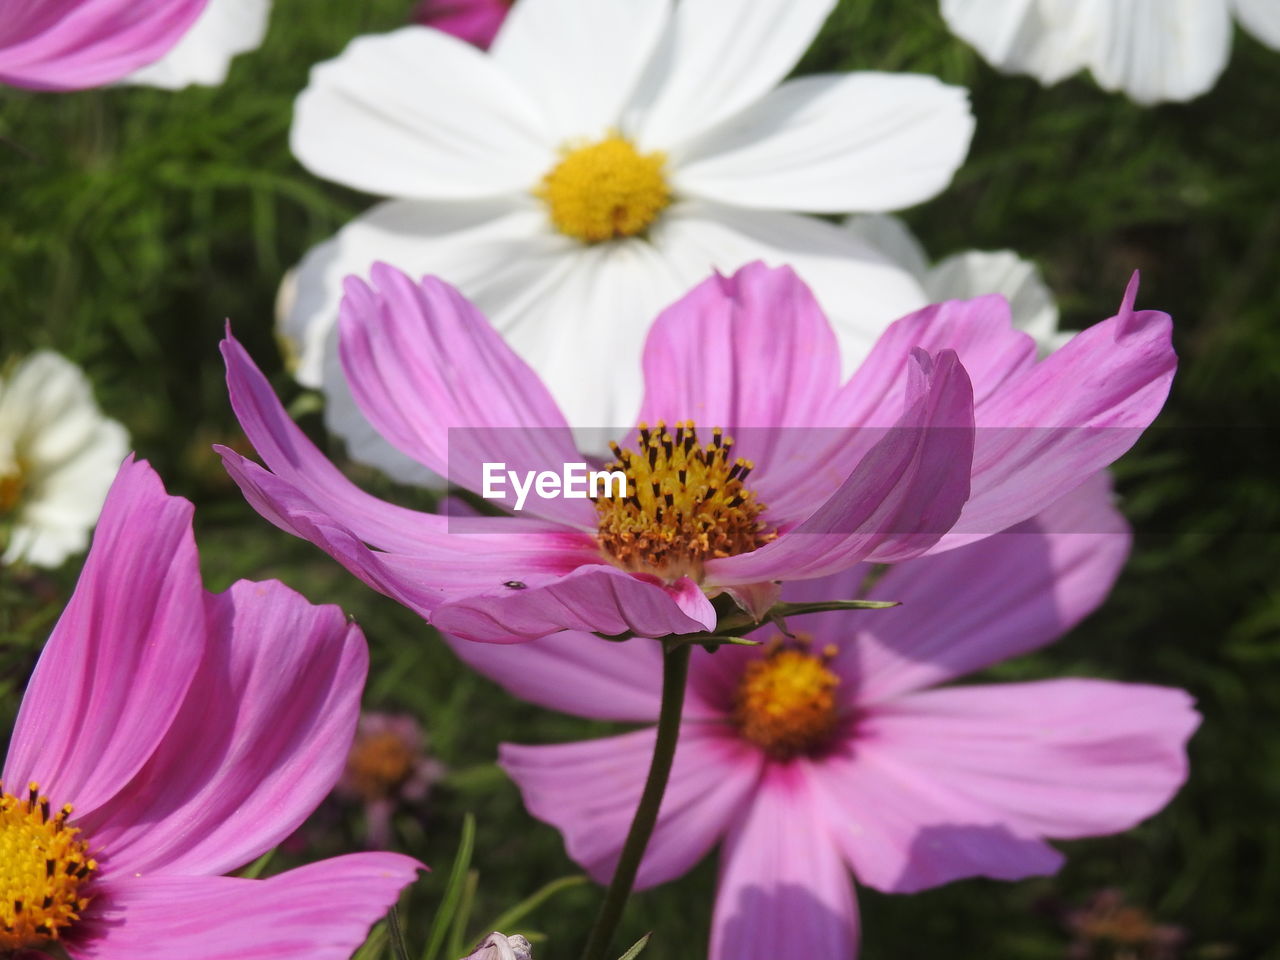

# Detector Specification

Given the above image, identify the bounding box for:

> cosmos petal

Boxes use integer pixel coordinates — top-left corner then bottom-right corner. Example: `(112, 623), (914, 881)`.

(78, 581), (367, 876)
(73, 855), (422, 960)
(3, 458), (205, 817)
(710, 763), (860, 960)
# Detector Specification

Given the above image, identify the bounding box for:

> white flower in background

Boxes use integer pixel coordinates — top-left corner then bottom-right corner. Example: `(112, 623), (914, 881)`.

(0, 351), (129, 567)
(283, 0), (975, 482)
(846, 213), (1069, 355)
(940, 0), (1280, 105)
(126, 0), (272, 89)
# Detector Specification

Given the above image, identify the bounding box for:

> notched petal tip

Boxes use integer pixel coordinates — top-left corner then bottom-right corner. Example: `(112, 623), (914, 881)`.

(1122, 270), (1142, 314)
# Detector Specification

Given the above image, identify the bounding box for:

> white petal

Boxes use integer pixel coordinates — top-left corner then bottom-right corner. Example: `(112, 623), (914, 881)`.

(672, 72), (974, 213)
(926, 250), (1064, 355)
(324, 240), (683, 476)
(280, 197), (552, 388)
(627, 0), (838, 150)
(490, 0), (669, 141)
(124, 0), (271, 89)
(1, 352), (129, 568)
(294, 202), (927, 484)
(291, 26), (554, 199)
(20, 421), (130, 527)
(1084, 0), (1233, 104)
(652, 201), (928, 373)
(280, 199), (563, 483)
(844, 214), (931, 281)
(1234, 0), (1280, 50)
(4, 521), (90, 569)
(941, 0), (1092, 85)
(501, 240), (689, 432)
(846, 216), (1066, 357)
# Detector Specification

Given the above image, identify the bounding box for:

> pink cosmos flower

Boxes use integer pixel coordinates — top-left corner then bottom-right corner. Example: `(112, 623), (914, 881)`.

(218, 261), (1174, 644)
(445, 475), (1200, 959)
(0, 0), (208, 91)
(0, 456), (421, 958)
(413, 0), (510, 50)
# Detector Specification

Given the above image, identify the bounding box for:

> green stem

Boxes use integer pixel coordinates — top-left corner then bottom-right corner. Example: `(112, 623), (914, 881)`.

(579, 641), (692, 960)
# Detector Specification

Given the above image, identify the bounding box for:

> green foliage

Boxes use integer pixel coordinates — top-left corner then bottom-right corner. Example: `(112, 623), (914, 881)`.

(615, 933), (651, 960)
(2, 0), (1279, 957)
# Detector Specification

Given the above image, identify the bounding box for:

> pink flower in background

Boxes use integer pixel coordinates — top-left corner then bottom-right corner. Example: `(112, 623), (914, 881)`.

(337, 712), (446, 849)
(0, 457), (420, 958)
(0, 0), (209, 91)
(220, 261), (1174, 644)
(447, 476), (1199, 960)
(413, 0), (510, 50)
(1063, 889), (1187, 960)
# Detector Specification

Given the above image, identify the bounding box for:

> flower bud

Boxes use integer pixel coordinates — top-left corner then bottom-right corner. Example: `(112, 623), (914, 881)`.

(461, 932), (533, 960)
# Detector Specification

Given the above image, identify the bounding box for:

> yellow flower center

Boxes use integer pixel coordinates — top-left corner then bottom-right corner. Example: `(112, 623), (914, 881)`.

(733, 641), (842, 760)
(594, 421), (775, 582)
(537, 134), (671, 243)
(346, 732), (416, 803)
(0, 783), (96, 951)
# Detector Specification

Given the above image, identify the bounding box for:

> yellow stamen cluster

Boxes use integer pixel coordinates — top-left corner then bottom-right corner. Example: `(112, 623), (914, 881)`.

(345, 731), (417, 803)
(537, 134), (671, 243)
(733, 640), (842, 760)
(0, 782), (96, 951)
(594, 421), (775, 581)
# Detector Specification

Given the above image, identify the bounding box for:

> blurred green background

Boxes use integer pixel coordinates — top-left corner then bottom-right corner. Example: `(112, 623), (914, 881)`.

(2, 1), (1278, 957)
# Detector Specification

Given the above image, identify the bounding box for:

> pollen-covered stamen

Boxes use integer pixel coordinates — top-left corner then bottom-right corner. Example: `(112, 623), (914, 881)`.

(537, 134), (671, 243)
(0, 782), (96, 950)
(593, 421), (776, 581)
(733, 638), (843, 760)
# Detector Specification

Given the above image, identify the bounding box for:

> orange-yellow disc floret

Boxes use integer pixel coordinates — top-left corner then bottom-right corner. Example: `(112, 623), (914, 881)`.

(538, 134), (671, 243)
(0, 782), (96, 951)
(594, 421), (775, 581)
(733, 641), (843, 759)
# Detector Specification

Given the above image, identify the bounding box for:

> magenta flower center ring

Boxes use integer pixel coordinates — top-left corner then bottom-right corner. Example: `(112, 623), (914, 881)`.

(593, 420), (776, 582)
(0, 782), (97, 950)
(732, 640), (843, 760)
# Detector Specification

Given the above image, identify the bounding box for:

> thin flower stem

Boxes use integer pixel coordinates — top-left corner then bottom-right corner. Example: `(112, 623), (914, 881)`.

(388, 905), (412, 960)
(579, 641), (692, 960)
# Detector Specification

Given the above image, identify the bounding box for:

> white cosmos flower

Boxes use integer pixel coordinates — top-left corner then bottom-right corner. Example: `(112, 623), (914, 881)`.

(846, 213), (1069, 356)
(941, 0), (1280, 105)
(125, 0), (271, 89)
(283, 0), (975, 483)
(0, 351), (129, 568)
